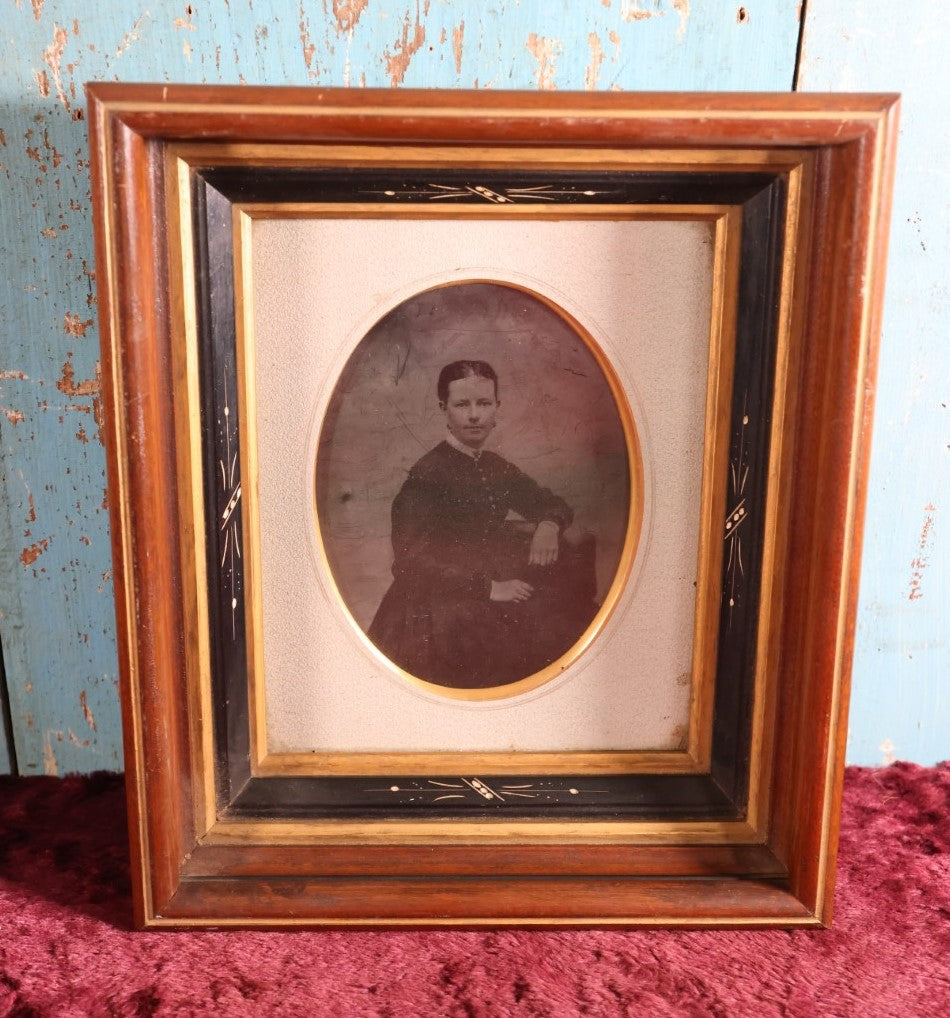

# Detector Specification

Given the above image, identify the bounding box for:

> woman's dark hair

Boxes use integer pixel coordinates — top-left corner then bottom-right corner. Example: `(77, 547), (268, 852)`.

(437, 360), (499, 404)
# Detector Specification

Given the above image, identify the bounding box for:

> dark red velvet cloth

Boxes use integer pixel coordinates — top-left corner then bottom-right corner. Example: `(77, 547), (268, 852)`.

(1, 764), (948, 1016)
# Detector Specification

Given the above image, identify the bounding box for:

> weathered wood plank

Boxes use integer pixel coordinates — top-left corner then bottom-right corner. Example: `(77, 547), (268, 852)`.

(798, 0), (949, 766)
(0, 1), (802, 774)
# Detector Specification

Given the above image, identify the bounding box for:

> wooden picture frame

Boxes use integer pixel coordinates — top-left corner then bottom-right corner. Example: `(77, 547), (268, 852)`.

(86, 84), (898, 928)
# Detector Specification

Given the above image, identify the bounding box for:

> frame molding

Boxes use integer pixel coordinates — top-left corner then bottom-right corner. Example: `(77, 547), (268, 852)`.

(192, 167), (778, 818)
(87, 85), (898, 928)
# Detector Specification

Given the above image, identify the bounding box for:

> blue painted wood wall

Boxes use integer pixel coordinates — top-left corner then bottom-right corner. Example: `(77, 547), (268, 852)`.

(0, 1), (944, 774)
(797, 0), (949, 767)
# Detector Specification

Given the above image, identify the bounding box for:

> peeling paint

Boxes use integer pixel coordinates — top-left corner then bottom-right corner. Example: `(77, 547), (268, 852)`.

(41, 23), (71, 112)
(80, 690), (97, 731)
(384, 6), (426, 87)
(115, 13), (149, 57)
(81, 258), (97, 309)
(299, 2), (317, 77)
(27, 492), (37, 523)
(908, 503), (936, 601)
(331, 0), (369, 34)
(31, 0), (43, 22)
(621, 0), (659, 22)
(879, 738), (896, 766)
(42, 129), (62, 168)
(673, 0), (690, 39)
(2, 371), (31, 428)
(55, 356), (99, 399)
(173, 5), (197, 32)
(585, 32), (604, 90)
(21, 538), (49, 566)
(63, 311), (93, 337)
(43, 731), (58, 775)
(526, 33), (562, 91)
(55, 355), (103, 442)
(452, 21), (464, 76)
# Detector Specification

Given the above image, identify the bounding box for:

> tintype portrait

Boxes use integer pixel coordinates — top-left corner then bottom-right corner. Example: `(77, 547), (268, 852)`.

(315, 281), (640, 697)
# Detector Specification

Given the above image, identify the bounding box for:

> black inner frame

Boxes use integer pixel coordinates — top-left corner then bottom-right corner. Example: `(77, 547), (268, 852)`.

(192, 167), (786, 820)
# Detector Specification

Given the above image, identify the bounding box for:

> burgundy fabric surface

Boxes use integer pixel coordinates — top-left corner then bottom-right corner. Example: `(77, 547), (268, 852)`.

(0, 764), (947, 1017)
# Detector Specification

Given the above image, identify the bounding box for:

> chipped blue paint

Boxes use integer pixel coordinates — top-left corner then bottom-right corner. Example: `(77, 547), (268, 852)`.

(799, 0), (950, 766)
(1, 1), (805, 775)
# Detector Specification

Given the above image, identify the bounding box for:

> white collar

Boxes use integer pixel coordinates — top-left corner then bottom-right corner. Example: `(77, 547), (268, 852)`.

(445, 430), (484, 459)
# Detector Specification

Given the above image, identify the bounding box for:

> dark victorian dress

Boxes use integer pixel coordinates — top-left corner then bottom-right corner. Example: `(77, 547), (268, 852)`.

(368, 440), (598, 689)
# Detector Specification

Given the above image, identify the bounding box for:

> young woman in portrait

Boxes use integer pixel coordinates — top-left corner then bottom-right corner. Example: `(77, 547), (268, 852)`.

(368, 359), (598, 691)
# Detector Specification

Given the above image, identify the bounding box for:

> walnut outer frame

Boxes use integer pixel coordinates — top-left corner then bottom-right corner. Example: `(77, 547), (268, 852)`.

(86, 85), (899, 928)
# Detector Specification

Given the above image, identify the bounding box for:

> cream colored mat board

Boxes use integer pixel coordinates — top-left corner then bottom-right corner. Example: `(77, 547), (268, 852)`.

(252, 217), (712, 753)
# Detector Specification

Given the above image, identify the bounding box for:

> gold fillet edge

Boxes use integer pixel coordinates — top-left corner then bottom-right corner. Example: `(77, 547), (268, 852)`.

(306, 278), (642, 705)
(169, 142), (809, 172)
(254, 749), (700, 777)
(233, 211), (270, 774)
(166, 153), (218, 837)
(686, 208), (740, 770)
(140, 915), (822, 929)
(814, 118), (893, 925)
(95, 106), (155, 925)
(239, 204), (725, 761)
(201, 817), (763, 846)
(744, 158), (812, 835)
(103, 98), (889, 124)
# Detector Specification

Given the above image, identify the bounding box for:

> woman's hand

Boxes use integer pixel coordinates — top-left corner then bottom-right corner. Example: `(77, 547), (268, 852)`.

(490, 579), (534, 603)
(528, 520), (560, 566)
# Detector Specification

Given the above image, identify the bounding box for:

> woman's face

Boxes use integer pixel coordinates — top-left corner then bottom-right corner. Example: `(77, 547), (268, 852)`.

(442, 375), (498, 449)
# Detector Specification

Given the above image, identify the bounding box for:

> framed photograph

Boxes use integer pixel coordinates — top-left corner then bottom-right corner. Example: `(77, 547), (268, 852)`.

(87, 85), (898, 927)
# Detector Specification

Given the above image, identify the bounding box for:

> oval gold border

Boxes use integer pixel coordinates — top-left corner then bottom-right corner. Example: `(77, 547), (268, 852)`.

(312, 278), (644, 702)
